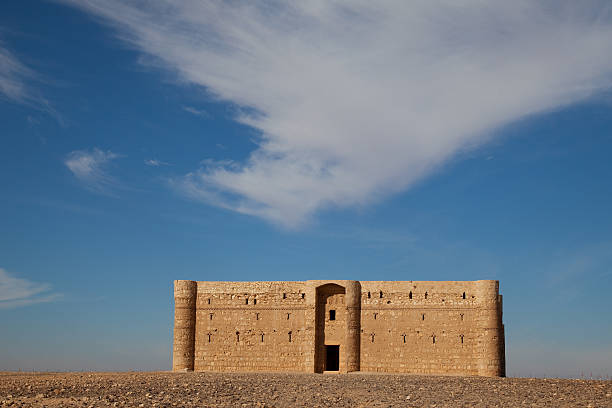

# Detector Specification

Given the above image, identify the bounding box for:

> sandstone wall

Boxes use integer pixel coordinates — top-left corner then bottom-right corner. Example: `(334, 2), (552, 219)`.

(191, 281), (311, 372)
(172, 279), (504, 376)
(359, 280), (504, 376)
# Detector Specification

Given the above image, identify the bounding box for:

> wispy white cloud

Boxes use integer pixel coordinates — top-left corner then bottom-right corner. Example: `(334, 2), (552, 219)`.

(0, 268), (61, 309)
(64, 148), (121, 194)
(182, 106), (210, 118)
(0, 40), (59, 120)
(61, 1), (612, 227)
(0, 41), (35, 103)
(145, 158), (170, 167)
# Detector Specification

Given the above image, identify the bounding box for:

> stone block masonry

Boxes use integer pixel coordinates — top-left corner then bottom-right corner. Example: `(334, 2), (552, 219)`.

(172, 280), (505, 376)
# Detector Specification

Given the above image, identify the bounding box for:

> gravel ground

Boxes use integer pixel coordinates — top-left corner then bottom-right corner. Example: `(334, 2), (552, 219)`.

(1, 371), (610, 407)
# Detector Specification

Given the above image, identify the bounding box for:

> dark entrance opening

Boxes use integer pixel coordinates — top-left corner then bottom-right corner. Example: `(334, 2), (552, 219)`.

(325, 345), (339, 371)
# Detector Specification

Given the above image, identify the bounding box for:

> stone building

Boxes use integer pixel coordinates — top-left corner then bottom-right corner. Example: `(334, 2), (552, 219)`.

(173, 280), (505, 376)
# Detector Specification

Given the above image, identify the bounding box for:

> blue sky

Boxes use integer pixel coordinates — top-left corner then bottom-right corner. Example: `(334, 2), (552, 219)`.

(1, 1), (612, 378)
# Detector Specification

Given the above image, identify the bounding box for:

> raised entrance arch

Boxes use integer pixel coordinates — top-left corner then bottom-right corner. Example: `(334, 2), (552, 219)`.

(313, 281), (361, 373)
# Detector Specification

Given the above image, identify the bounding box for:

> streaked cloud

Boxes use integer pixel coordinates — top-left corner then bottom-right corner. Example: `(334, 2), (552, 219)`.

(0, 268), (61, 309)
(0, 40), (59, 120)
(0, 42), (35, 103)
(182, 106), (210, 118)
(145, 158), (170, 167)
(64, 148), (121, 194)
(61, 1), (612, 227)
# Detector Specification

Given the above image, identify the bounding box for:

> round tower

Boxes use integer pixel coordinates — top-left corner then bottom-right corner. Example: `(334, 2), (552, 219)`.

(475, 280), (505, 377)
(344, 280), (361, 372)
(172, 280), (197, 371)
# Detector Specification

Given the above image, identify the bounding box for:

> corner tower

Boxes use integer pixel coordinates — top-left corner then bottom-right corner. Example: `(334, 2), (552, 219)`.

(475, 280), (505, 377)
(172, 280), (197, 371)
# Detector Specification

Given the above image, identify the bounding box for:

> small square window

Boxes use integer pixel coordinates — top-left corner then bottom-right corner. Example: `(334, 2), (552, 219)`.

(329, 310), (336, 321)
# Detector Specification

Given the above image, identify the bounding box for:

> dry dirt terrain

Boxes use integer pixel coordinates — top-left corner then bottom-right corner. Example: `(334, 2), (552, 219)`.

(0, 371), (610, 407)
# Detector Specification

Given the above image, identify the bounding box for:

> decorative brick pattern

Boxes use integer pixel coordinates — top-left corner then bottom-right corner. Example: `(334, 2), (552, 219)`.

(173, 279), (505, 376)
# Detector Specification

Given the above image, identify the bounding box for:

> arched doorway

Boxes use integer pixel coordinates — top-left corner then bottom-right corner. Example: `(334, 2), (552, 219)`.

(313, 282), (361, 373)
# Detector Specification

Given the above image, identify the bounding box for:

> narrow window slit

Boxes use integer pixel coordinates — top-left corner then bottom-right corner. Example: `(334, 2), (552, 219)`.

(288, 331), (292, 342)
(329, 310), (336, 321)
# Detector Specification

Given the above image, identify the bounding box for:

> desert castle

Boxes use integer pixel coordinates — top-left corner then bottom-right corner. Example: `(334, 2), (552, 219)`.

(172, 280), (505, 376)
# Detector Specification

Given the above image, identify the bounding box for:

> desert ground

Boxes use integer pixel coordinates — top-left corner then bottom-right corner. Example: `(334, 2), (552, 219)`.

(0, 371), (610, 407)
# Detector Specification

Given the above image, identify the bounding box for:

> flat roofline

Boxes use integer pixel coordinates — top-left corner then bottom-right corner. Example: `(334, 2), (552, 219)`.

(179, 279), (498, 284)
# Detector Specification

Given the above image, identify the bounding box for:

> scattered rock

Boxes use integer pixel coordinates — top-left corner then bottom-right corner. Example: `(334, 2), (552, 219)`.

(0, 372), (610, 407)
